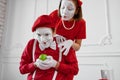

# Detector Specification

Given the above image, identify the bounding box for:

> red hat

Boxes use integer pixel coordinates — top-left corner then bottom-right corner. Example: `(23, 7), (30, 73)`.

(78, 0), (82, 6)
(32, 15), (54, 32)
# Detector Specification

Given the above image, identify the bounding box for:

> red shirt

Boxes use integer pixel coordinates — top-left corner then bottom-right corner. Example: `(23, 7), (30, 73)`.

(49, 10), (86, 40)
(19, 39), (79, 80)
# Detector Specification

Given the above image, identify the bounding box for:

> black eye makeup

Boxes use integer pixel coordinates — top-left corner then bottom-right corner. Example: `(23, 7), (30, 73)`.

(44, 33), (50, 36)
(37, 33), (41, 37)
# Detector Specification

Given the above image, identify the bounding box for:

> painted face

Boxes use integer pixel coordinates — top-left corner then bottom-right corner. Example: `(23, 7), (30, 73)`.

(36, 27), (53, 48)
(60, 0), (76, 21)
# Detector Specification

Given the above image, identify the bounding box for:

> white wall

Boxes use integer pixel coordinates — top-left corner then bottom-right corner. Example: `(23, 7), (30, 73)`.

(0, 0), (120, 80)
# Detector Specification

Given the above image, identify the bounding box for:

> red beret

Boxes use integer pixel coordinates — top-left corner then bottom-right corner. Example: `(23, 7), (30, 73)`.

(32, 15), (54, 32)
(78, 0), (82, 6)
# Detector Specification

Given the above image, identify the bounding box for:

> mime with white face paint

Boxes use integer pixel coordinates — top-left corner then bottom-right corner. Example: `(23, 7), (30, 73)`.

(60, 0), (76, 21)
(19, 15), (79, 80)
(49, 0), (86, 55)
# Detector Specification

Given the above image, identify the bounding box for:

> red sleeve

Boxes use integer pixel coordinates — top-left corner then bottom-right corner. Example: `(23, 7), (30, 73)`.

(19, 39), (36, 74)
(76, 19), (86, 39)
(57, 49), (79, 75)
(49, 9), (61, 27)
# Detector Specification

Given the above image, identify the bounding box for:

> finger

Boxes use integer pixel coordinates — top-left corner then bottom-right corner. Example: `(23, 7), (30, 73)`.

(60, 37), (64, 43)
(61, 46), (66, 52)
(43, 56), (52, 64)
(58, 43), (63, 48)
(39, 64), (50, 70)
(36, 59), (42, 63)
(36, 59), (40, 62)
(64, 49), (69, 56)
(59, 42), (65, 46)
(46, 56), (52, 59)
(57, 36), (60, 44)
(39, 63), (45, 67)
(39, 62), (49, 66)
(62, 37), (66, 41)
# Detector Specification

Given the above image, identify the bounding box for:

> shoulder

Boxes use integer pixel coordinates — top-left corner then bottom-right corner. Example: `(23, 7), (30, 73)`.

(49, 9), (58, 15)
(75, 18), (86, 28)
(26, 39), (37, 47)
(28, 39), (35, 43)
(77, 18), (86, 24)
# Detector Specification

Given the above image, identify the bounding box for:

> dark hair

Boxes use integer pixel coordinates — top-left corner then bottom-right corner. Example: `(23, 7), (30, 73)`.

(58, 0), (83, 21)
(51, 28), (55, 33)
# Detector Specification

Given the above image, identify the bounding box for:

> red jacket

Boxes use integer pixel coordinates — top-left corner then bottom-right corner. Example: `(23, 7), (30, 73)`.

(19, 39), (79, 80)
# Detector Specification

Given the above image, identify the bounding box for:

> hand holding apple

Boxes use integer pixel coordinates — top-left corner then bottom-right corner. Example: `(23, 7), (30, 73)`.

(39, 54), (47, 61)
(34, 54), (58, 70)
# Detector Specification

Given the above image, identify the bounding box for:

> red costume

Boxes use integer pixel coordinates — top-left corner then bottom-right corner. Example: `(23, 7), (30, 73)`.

(49, 10), (86, 40)
(19, 39), (79, 80)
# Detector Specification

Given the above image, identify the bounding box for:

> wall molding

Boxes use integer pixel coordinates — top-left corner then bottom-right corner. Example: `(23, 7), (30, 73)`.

(0, 0), (7, 48)
(82, 0), (112, 47)
(77, 51), (120, 57)
(1, 51), (120, 63)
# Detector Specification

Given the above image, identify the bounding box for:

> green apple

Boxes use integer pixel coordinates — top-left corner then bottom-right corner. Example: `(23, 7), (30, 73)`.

(39, 54), (47, 61)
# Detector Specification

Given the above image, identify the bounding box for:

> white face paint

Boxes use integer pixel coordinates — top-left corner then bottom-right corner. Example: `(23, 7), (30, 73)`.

(60, 0), (76, 21)
(36, 27), (53, 48)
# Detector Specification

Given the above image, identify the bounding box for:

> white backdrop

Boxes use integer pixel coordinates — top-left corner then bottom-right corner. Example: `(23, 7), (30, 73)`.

(0, 0), (120, 80)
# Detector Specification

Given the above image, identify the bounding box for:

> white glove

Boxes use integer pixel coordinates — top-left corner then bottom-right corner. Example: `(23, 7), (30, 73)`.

(34, 59), (51, 70)
(54, 34), (66, 44)
(43, 56), (57, 68)
(58, 40), (73, 56)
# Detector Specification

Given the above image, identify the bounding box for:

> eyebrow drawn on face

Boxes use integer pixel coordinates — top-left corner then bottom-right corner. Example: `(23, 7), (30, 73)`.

(44, 33), (51, 36)
(37, 33), (41, 36)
